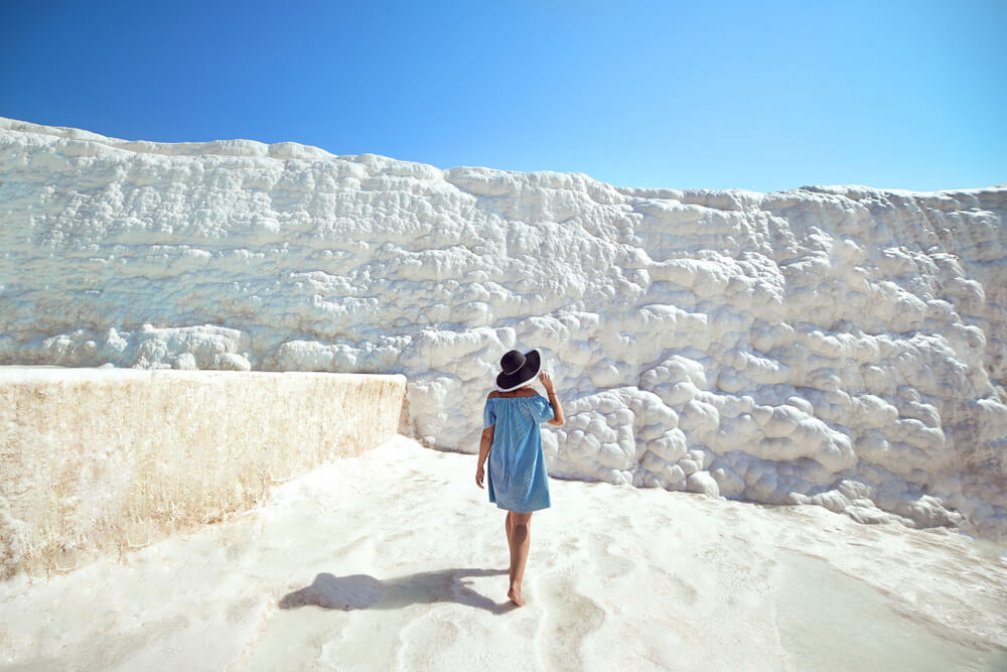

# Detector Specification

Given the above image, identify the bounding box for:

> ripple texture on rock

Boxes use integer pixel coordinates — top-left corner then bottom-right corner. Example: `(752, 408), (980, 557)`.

(2, 117), (1005, 538)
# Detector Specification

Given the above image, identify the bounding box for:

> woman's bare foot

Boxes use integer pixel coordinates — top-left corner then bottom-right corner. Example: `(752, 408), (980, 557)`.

(507, 585), (525, 607)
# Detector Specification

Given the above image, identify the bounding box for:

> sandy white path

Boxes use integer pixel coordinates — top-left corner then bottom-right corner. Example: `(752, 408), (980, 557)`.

(1, 437), (1005, 671)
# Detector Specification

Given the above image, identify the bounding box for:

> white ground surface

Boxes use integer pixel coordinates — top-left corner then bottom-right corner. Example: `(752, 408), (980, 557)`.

(2, 437), (1004, 672)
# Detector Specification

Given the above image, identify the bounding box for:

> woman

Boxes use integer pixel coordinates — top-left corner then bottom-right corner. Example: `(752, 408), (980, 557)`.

(476, 349), (565, 607)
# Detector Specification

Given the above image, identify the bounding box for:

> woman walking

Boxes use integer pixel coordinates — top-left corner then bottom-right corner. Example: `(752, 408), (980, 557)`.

(476, 349), (565, 607)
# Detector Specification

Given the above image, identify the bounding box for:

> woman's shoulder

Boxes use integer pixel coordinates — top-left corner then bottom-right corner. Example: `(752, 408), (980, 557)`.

(487, 388), (539, 400)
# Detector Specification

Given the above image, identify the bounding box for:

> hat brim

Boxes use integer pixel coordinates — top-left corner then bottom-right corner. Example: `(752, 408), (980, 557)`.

(496, 350), (541, 392)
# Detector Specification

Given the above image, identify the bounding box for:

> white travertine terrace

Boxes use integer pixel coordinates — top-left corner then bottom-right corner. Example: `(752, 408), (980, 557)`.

(1, 118), (1005, 539)
(2, 438), (1005, 670)
(0, 367), (405, 578)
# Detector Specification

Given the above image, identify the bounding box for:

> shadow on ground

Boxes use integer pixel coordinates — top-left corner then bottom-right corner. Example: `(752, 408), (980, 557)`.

(279, 568), (514, 614)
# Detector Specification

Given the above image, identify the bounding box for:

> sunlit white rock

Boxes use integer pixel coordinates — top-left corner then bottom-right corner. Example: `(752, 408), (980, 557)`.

(1, 118), (1005, 538)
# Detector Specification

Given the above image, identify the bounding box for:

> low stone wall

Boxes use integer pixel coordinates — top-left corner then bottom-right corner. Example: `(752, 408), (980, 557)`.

(0, 367), (407, 579)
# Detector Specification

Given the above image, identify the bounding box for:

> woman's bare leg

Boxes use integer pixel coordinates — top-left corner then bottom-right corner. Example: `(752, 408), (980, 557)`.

(507, 511), (533, 606)
(504, 513), (517, 601)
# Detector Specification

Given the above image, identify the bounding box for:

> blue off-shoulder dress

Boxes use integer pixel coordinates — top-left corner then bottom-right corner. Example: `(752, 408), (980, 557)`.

(483, 394), (555, 512)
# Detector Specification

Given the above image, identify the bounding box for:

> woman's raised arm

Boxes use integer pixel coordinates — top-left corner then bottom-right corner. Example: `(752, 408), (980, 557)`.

(538, 372), (565, 426)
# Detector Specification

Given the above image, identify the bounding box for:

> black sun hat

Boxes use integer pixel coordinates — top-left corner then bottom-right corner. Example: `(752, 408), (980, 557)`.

(496, 349), (542, 392)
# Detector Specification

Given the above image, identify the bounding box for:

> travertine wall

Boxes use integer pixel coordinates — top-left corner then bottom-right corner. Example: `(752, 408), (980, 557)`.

(2, 118), (1006, 539)
(0, 367), (406, 579)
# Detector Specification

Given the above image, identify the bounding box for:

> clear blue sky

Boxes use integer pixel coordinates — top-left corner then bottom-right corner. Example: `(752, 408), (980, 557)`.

(2, 1), (1004, 192)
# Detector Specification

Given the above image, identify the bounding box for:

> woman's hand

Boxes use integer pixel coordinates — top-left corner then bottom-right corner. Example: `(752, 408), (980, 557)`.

(476, 463), (485, 489)
(539, 371), (555, 393)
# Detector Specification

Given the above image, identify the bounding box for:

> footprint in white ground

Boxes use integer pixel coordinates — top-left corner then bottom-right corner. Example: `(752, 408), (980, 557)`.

(534, 574), (606, 672)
